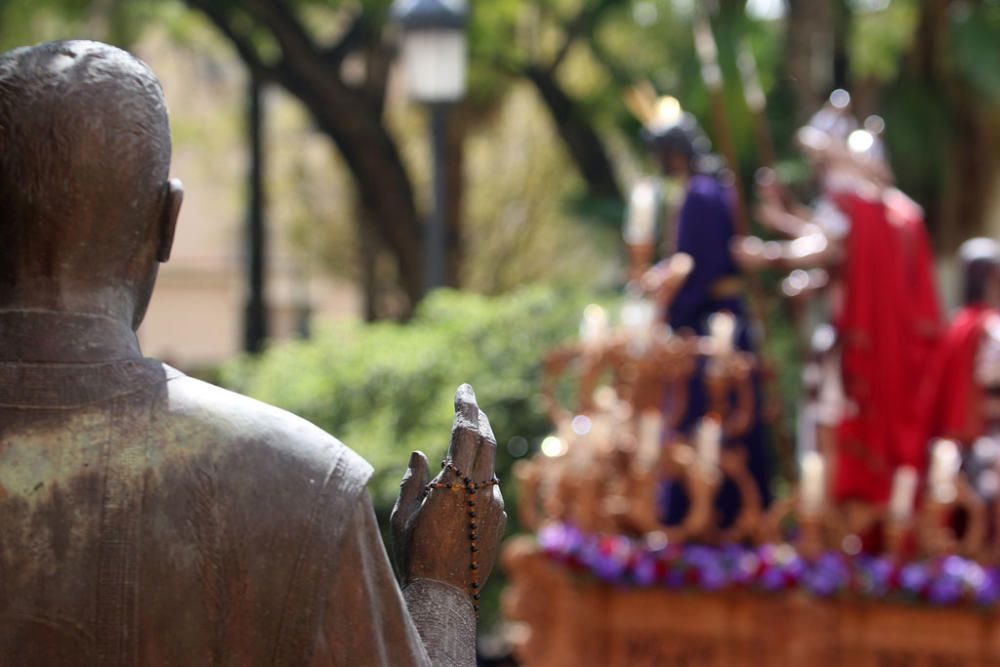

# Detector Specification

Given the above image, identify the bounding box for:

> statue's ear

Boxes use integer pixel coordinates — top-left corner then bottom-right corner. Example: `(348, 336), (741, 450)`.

(157, 178), (183, 263)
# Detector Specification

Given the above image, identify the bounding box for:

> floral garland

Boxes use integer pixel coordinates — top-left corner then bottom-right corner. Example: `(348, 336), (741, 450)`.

(537, 522), (1000, 606)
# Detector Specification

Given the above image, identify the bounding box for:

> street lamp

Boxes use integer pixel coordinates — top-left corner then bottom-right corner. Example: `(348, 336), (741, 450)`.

(392, 0), (469, 293)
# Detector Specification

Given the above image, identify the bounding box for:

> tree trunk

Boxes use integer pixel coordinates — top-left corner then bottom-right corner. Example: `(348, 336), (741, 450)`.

(244, 73), (268, 353)
(357, 195), (379, 323)
(784, 0), (836, 123)
(445, 107), (467, 288)
(286, 76), (423, 312)
(911, 0), (995, 251)
(187, 0), (426, 318)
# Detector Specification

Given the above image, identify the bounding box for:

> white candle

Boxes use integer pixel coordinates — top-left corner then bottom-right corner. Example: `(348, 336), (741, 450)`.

(624, 180), (659, 245)
(637, 412), (664, 468)
(696, 415), (722, 473)
(889, 466), (918, 522)
(928, 439), (961, 504)
(975, 315), (1000, 386)
(579, 304), (609, 351)
(708, 312), (736, 357)
(797, 403), (818, 459)
(621, 294), (656, 355)
(800, 451), (826, 517)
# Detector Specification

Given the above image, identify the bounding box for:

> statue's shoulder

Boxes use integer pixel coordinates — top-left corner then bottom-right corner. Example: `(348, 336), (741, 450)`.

(157, 364), (373, 495)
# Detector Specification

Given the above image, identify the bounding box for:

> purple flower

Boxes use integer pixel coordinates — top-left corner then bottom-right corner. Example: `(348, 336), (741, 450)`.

(633, 554), (658, 586)
(757, 544), (778, 567)
(593, 552), (628, 581)
(685, 545), (716, 566)
(539, 522), (586, 557)
(701, 562), (728, 590)
(760, 565), (787, 591)
(534, 521), (1000, 607)
(782, 554), (806, 584)
(857, 556), (894, 597)
(976, 570), (1000, 606)
(731, 551), (760, 586)
(803, 553), (849, 597)
(929, 573), (964, 605)
(901, 562), (929, 595)
(665, 566), (685, 589)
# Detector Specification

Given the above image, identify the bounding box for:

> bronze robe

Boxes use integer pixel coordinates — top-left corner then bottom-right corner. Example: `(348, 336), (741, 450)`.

(0, 316), (472, 665)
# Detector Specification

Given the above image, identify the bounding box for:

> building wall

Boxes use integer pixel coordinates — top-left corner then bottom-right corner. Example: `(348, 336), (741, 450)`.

(132, 29), (360, 373)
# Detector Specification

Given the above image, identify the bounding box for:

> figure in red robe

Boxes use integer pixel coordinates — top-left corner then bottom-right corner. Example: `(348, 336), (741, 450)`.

(733, 103), (944, 506)
(833, 186), (943, 502)
(910, 239), (1000, 466)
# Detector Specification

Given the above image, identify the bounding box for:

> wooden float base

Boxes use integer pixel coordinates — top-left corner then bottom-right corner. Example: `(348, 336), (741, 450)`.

(502, 537), (1000, 666)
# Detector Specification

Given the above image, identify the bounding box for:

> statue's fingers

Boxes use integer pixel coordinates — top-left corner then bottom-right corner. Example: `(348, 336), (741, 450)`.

(492, 484), (506, 516)
(498, 508), (508, 543)
(448, 384), (479, 474)
(491, 485), (508, 546)
(472, 407), (498, 481)
(390, 450), (430, 546)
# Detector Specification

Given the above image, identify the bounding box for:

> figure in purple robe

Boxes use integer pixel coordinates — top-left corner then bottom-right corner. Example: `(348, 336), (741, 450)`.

(642, 113), (771, 529)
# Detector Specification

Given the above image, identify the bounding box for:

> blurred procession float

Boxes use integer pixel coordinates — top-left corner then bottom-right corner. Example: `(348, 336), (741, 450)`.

(500, 88), (1000, 666)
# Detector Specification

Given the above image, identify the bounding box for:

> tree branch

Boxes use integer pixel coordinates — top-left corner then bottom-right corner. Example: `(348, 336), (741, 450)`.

(549, 0), (623, 72)
(243, 0), (319, 65)
(185, 0), (278, 82)
(321, 12), (373, 67)
(587, 35), (636, 90)
(362, 44), (393, 117)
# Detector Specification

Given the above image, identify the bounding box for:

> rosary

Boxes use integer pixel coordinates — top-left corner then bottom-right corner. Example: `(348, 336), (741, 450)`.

(427, 459), (500, 617)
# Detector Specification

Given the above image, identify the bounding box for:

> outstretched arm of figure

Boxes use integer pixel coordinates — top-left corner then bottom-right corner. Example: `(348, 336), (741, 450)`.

(731, 228), (843, 273)
(390, 385), (507, 666)
(755, 197), (814, 238)
(640, 252), (694, 312)
(754, 170), (818, 237)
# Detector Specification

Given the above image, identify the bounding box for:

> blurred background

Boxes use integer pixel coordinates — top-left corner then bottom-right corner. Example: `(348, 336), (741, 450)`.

(3, 0), (999, 651)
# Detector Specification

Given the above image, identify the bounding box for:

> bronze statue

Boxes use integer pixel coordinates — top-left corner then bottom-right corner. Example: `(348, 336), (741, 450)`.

(0, 40), (505, 666)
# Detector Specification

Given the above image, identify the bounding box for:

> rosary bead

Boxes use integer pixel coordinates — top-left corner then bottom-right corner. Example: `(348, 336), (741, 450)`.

(433, 457), (498, 617)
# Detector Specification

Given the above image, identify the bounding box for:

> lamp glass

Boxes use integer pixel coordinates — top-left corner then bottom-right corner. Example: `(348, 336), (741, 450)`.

(401, 29), (467, 103)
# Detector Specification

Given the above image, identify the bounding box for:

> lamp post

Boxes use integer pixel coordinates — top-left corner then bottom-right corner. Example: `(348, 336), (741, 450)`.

(392, 0), (469, 294)
(244, 72), (269, 354)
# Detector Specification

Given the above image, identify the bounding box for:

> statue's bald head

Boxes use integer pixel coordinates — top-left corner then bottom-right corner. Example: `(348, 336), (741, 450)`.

(0, 40), (181, 324)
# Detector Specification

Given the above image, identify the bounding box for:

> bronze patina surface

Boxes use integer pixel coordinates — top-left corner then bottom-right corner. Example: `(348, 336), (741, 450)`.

(0, 40), (504, 666)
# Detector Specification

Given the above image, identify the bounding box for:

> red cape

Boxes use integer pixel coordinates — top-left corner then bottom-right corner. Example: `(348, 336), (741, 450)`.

(910, 304), (993, 464)
(833, 191), (943, 503)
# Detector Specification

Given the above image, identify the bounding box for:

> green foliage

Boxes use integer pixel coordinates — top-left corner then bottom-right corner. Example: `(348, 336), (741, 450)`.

(950, 2), (1000, 105)
(0, 0), (191, 50)
(461, 85), (620, 293)
(849, 0), (921, 83)
(882, 79), (953, 197)
(221, 286), (605, 508)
